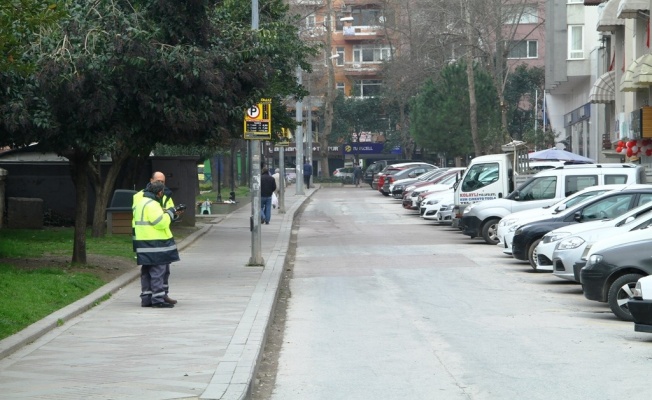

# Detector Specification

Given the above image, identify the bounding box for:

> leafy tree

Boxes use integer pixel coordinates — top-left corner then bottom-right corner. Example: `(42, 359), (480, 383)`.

(331, 95), (388, 163)
(410, 61), (500, 160)
(504, 64), (544, 141)
(0, 0), (314, 263)
(0, 0), (63, 74)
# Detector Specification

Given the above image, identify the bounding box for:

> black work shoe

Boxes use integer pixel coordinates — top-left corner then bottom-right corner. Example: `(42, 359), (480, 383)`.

(151, 302), (174, 308)
(164, 295), (177, 305)
(141, 303), (152, 308)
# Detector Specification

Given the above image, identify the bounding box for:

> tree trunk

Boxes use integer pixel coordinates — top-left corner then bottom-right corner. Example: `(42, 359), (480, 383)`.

(399, 99), (413, 159)
(89, 151), (130, 237)
(68, 150), (91, 264)
(465, 1), (481, 157)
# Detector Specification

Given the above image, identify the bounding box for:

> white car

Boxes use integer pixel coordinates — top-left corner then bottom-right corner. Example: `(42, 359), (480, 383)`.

(421, 189), (454, 221)
(405, 173), (459, 210)
(496, 185), (624, 255)
(389, 169), (443, 198)
(535, 201), (652, 274)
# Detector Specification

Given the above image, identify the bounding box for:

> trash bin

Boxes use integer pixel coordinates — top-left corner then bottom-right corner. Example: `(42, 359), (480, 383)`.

(106, 189), (137, 235)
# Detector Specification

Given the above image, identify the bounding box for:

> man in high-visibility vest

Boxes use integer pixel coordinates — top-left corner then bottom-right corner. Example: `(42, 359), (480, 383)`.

(133, 181), (181, 308)
(132, 171), (180, 305)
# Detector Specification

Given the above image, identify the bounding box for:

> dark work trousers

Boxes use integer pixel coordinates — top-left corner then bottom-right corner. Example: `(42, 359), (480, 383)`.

(304, 175), (310, 189)
(164, 264), (171, 295)
(140, 264), (167, 306)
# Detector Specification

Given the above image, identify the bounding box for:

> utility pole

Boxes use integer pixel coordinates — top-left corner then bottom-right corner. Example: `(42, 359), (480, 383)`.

(249, 0), (263, 266)
(295, 66), (305, 195)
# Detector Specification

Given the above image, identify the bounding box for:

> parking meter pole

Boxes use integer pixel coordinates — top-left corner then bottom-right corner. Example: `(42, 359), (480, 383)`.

(279, 147), (286, 214)
(295, 66), (305, 195)
(248, 0), (263, 266)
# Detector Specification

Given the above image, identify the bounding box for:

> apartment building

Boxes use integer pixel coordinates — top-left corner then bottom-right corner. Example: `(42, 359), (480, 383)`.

(545, 0), (651, 168)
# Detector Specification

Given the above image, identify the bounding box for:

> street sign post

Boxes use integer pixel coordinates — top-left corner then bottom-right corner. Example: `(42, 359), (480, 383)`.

(244, 98), (272, 140)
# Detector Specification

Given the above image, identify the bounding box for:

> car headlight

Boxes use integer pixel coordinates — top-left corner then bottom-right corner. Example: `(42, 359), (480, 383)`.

(556, 236), (585, 250)
(542, 232), (571, 244)
(394, 185), (403, 190)
(463, 204), (476, 214)
(508, 224), (520, 233)
(587, 254), (603, 267)
(499, 218), (516, 227)
(514, 228), (523, 236)
(426, 199), (440, 205)
(406, 185), (416, 192)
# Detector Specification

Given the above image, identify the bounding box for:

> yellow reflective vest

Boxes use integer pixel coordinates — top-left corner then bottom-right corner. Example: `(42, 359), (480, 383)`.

(133, 192), (180, 266)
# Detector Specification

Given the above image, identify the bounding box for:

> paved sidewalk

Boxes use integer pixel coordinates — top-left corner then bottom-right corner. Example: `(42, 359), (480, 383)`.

(0, 187), (316, 400)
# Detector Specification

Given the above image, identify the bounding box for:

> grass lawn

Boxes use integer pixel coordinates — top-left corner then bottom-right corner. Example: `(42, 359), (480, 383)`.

(0, 225), (196, 341)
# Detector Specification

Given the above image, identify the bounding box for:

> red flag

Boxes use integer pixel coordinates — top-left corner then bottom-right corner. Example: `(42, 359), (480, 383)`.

(609, 52), (615, 71)
(622, 50), (626, 72)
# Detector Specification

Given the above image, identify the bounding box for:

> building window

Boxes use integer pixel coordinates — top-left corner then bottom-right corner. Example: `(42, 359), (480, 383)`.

(351, 8), (382, 26)
(568, 25), (584, 59)
(353, 44), (391, 63)
(336, 82), (345, 94)
(306, 14), (315, 29)
(507, 40), (538, 59)
(505, 5), (538, 24)
(353, 79), (382, 97)
(336, 47), (345, 66)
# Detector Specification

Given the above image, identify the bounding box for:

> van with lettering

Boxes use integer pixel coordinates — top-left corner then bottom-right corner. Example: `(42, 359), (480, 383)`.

(457, 162), (646, 244)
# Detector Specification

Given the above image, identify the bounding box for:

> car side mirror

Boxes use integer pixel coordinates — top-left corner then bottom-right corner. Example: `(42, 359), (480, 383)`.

(574, 211), (582, 222)
(555, 204), (567, 212)
(625, 216), (635, 224)
(513, 190), (521, 200)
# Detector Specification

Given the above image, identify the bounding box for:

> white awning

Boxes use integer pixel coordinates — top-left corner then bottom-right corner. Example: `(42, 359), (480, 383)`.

(589, 71), (616, 103)
(633, 53), (652, 85)
(620, 56), (643, 92)
(617, 0), (650, 19)
(597, 0), (626, 31)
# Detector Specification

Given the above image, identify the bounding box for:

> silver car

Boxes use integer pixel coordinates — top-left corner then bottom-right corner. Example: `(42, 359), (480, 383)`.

(550, 204), (652, 282)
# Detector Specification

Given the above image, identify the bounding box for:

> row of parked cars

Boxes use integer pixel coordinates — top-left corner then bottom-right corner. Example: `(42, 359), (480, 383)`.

(366, 159), (652, 333)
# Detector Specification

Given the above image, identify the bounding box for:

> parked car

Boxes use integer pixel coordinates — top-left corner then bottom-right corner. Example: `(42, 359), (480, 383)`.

(581, 228), (652, 321)
(628, 275), (652, 332)
(496, 185), (622, 256)
(402, 169), (462, 210)
(285, 168), (296, 184)
(461, 163), (645, 245)
(511, 185), (652, 268)
(537, 202), (652, 277)
(364, 159), (420, 188)
(421, 189), (455, 223)
(376, 162), (435, 193)
(389, 168), (448, 199)
(333, 167), (355, 180)
(381, 165), (436, 196)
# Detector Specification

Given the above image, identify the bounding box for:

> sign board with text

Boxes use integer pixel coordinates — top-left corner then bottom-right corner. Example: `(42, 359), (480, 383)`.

(244, 98), (272, 140)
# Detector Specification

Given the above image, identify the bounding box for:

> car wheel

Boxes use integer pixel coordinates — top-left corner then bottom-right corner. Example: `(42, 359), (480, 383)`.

(481, 218), (500, 245)
(608, 273), (644, 321)
(527, 238), (542, 269)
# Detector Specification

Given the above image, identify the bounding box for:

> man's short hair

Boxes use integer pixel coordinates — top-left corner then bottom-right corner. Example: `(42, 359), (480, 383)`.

(262, 167), (269, 174)
(147, 181), (165, 195)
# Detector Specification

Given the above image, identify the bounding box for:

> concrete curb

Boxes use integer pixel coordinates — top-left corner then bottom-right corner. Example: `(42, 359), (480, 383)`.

(0, 222), (213, 360)
(200, 190), (316, 400)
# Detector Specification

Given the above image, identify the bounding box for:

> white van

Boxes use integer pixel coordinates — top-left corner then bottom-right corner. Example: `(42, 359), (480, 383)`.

(459, 163), (646, 244)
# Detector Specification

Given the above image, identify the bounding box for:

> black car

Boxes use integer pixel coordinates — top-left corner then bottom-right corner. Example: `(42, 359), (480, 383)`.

(511, 186), (652, 268)
(581, 236), (652, 321)
(364, 159), (421, 188)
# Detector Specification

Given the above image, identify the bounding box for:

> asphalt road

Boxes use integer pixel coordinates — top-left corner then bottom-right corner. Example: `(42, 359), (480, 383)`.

(262, 186), (652, 400)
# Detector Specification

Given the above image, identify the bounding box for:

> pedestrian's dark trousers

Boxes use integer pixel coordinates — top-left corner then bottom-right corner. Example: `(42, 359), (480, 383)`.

(304, 175), (310, 189)
(140, 264), (167, 306)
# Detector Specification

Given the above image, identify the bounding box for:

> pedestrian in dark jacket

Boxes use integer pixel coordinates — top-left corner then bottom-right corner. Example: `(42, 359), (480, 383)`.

(260, 167), (277, 224)
(303, 160), (313, 189)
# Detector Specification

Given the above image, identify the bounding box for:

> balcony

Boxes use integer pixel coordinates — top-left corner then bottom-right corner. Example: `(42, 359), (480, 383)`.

(342, 25), (385, 41)
(342, 0), (383, 5)
(343, 63), (381, 76)
(290, 0), (325, 5)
